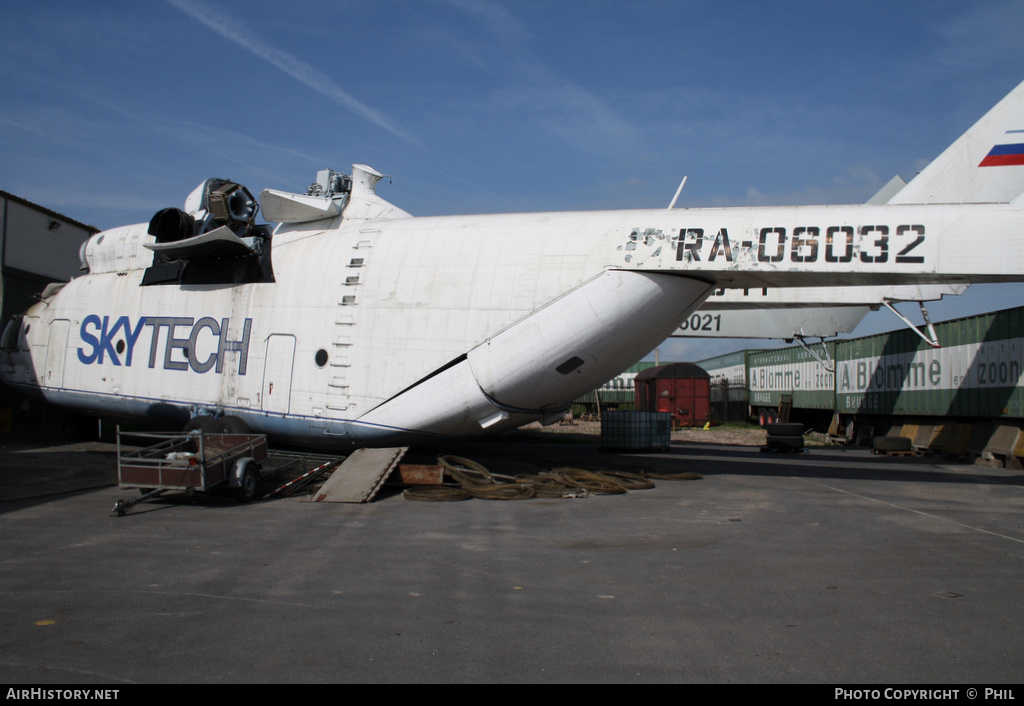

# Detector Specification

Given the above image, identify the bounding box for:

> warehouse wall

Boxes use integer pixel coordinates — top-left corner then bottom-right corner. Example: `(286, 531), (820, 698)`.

(0, 190), (98, 423)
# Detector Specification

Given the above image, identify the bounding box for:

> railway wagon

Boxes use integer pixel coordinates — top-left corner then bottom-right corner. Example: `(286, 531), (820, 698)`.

(835, 306), (1024, 419)
(691, 305), (1024, 436)
(588, 306), (1024, 436)
(695, 350), (749, 388)
(695, 350), (751, 422)
(634, 362), (712, 428)
(572, 361), (658, 417)
(741, 343), (837, 426)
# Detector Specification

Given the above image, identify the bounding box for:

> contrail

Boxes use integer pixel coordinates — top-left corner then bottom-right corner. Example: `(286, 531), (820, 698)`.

(165, 0), (419, 146)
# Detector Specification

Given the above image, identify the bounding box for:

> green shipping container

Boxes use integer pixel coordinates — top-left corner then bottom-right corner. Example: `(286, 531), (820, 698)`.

(834, 306), (1024, 418)
(747, 342), (836, 411)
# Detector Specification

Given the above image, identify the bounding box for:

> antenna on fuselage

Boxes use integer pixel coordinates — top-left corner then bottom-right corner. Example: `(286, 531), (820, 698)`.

(667, 177), (687, 210)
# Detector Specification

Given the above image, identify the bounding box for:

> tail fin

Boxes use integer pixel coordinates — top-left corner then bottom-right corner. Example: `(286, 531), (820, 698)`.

(865, 174), (906, 204)
(888, 79), (1024, 204)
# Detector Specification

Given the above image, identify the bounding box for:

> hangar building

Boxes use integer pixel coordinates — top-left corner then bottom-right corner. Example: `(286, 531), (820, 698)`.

(0, 190), (98, 421)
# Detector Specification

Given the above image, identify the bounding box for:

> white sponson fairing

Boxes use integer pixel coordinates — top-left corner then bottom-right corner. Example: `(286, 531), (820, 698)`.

(359, 270), (711, 440)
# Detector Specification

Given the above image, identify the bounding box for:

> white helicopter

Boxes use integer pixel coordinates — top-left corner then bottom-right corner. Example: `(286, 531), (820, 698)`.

(3, 80), (1024, 448)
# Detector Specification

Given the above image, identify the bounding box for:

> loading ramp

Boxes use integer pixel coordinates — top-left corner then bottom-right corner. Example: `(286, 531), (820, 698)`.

(312, 447), (408, 503)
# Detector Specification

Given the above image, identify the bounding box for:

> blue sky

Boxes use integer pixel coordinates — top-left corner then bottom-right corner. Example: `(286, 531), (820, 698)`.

(3, 0), (1024, 361)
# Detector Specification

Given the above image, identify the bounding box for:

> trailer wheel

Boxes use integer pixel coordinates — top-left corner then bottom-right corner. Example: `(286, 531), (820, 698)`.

(236, 461), (258, 502)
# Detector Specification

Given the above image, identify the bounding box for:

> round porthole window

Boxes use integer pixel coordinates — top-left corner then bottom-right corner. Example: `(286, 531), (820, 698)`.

(315, 349), (328, 367)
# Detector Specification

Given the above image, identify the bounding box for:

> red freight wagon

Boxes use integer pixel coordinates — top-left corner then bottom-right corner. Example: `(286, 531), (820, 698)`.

(634, 363), (711, 428)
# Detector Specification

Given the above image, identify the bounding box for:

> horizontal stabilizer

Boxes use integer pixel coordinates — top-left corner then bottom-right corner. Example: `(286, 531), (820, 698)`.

(673, 305), (870, 339)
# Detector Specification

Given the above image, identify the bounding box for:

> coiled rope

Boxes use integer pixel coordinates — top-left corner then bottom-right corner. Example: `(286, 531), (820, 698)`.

(644, 471), (704, 481)
(548, 467), (628, 494)
(402, 486), (474, 501)
(403, 455), (697, 501)
(438, 455), (536, 501)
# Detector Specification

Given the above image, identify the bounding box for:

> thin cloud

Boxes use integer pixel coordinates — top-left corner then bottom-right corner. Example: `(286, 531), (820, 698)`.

(165, 0), (420, 147)
(446, 0), (639, 152)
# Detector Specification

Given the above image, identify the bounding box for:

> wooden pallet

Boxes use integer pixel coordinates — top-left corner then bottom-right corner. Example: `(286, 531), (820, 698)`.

(872, 448), (914, 457)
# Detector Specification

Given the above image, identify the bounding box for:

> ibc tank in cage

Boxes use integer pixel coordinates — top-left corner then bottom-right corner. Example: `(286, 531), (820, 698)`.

(600, 411), (672, 452)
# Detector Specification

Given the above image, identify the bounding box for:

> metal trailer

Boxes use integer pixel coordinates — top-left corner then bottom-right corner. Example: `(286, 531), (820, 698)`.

(112, 428), (268, 515)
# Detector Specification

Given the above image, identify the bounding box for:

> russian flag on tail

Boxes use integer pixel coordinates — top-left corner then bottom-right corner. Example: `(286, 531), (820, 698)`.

(979, 141), (1024, 167)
